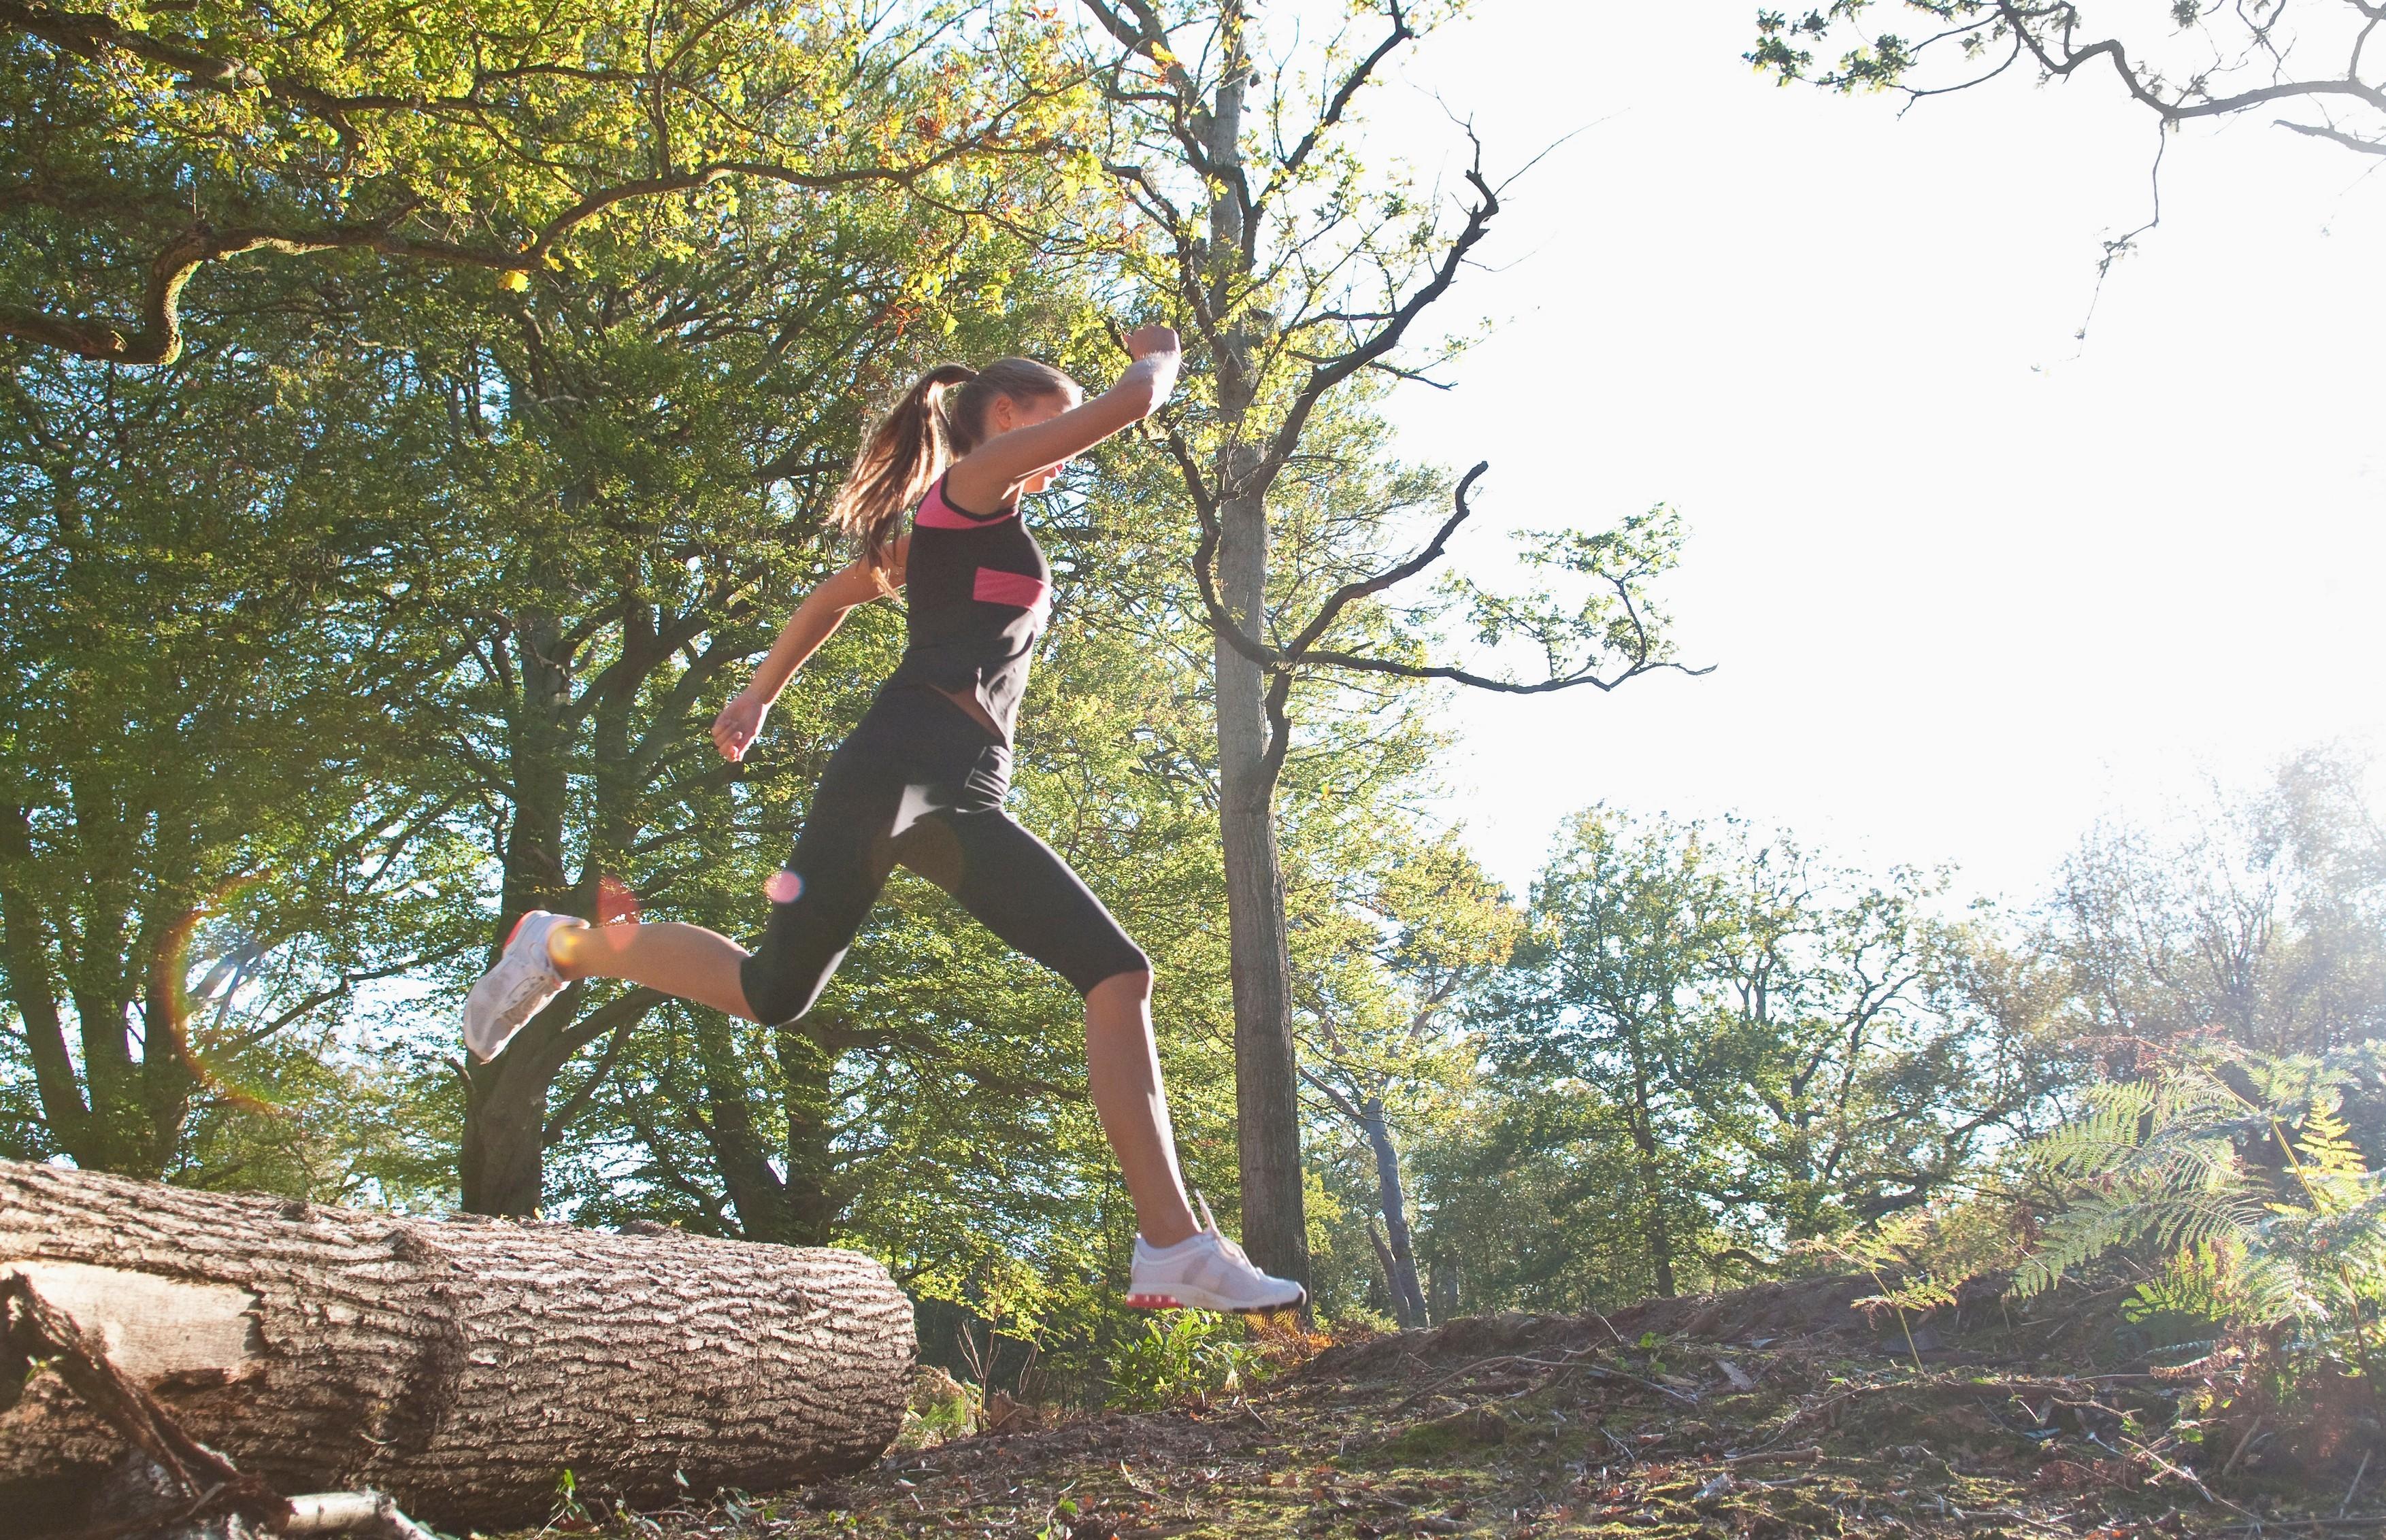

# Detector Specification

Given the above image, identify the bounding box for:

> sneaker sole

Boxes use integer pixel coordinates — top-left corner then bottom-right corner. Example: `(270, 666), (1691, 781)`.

(465, 911), (547, 1064)
(1123, 1289), (1308, 1316)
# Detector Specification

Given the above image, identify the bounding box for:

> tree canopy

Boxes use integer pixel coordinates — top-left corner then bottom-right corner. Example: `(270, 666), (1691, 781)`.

(1, 0), (1085, 363)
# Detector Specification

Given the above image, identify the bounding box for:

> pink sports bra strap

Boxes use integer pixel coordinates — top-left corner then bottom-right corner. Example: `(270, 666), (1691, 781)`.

(914, 478), (1018, 530)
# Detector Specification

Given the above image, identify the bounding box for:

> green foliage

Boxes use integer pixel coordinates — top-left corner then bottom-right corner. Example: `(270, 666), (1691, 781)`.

(1104, 1310), (1263, 1411)
(1804, 1209), (1965, 1371)
(1749, 4), (1921, 93)
(2044, 782), (2386, 1062)
(0, 302), (480, 1179)
(1, 0), (1089, 363)
(2012, 1045), (2386, 1382)
(1410, 1079), (1713, 1316)
(2123, 1237), (2306, 1339)
(1460, 807), (2057, 1307)
(1296, 822), (1518, 1324)
(898, 1367), (982, 1450)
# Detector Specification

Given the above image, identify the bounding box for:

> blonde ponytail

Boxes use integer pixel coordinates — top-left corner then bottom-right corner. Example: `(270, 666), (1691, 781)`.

(831, 363), (978, 571)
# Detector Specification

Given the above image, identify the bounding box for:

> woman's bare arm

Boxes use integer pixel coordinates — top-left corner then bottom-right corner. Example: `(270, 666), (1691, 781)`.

(712, 542), (906, 761)
(945, 327), (1180, 512)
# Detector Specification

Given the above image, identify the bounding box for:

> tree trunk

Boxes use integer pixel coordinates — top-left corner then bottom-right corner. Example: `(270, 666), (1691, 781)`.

(1215, 612), (1307, 1287)
(1206, 8), (1310, 1293)
(1360, 1099), (1429, 1328)
(1627, 1107), (1678, 1299)
(776, 1016), (845, 1246)
(1365, 1219), (1410, 1328)
(460, 605), (582, 1217)
(695, 1009), (808, 1245)
(0, 1158), (912, 1531)
(0, 805), (95, 1165)
(1428, 1254), (1460, 1324)
(458, 1000), (587, 1217)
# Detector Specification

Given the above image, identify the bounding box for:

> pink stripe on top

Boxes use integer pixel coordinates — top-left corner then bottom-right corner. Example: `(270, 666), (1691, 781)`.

(973, 567), (1052, 615)
(914, 477), (1018, 529)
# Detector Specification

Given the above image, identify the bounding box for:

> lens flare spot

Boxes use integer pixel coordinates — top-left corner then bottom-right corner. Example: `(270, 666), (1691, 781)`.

(596, 874), (640, 925)
(765, 870), (803, 905)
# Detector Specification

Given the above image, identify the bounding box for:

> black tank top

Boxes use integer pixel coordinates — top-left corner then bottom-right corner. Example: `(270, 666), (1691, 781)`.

(884, 473), (1053, 741)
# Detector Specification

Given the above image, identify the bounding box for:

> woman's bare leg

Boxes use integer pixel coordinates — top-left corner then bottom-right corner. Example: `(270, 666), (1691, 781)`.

(548, 921), (758, 1021)
(548, 936), (1195, 1238)
(1083, 970), (1199, 1248)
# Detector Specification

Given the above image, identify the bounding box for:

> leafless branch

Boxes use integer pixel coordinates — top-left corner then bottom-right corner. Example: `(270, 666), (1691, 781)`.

(1263, 0), (1414, 203)
(2278, 116), (2386, 151)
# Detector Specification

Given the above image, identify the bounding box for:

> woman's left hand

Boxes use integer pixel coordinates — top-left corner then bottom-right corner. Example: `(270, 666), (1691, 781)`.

(1122, 322), (1180, 360)
(712, 691), (770, 763)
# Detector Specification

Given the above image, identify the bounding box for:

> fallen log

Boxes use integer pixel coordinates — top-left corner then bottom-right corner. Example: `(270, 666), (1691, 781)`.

(2, 1269), (440, 1538)
(0, 1158), (914, 1530)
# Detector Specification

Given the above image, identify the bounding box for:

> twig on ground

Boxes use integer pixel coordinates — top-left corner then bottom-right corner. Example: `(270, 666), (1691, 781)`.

(1721, 1445), (1825, 1466)
(2217, 1416), (2266, 1481)
(1762, 1373), (2151, 1447)
(2120, 1435), (2260, 1523)
(1392, 1345), (1696, 1413)
(282, 1492), (444, 1540)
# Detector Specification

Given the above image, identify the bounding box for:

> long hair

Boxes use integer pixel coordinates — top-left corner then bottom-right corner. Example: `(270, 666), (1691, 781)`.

(831, 356), (1075, 570)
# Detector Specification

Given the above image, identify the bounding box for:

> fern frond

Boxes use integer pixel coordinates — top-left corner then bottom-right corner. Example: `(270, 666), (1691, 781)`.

(2007, 1045), (2355, 1314)
(2009, 1188), (2239, 1298)
(2289, 1096), (2371, 1216)
(2124, 1238), (2319, 1331)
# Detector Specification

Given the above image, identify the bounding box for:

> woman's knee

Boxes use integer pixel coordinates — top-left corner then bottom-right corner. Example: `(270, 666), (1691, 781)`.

(1082, 959), (1154, 1006)
(739, 939), (846, 1027)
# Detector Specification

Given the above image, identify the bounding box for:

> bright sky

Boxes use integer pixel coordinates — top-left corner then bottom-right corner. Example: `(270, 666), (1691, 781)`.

(1357, 4), (2386, 906)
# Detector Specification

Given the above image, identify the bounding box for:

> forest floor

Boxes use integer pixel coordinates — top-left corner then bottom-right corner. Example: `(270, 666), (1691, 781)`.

(537, 1275), (2381, 1540)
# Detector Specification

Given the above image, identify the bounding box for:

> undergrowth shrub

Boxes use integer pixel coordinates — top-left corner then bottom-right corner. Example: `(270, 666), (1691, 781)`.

(2015, 1045), (2385, 1423)
(1801, 1211), (1968, 1369)
(1105, 1311), (1265, 1409)
(895, 1365), (982, 1451)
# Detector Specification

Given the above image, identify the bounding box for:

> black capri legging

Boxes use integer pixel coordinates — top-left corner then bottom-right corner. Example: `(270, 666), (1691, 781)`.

(739, 685), (1150, 1026)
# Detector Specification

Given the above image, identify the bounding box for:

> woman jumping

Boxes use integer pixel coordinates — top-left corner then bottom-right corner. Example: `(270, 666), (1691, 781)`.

(461, 324), (1304, 1315)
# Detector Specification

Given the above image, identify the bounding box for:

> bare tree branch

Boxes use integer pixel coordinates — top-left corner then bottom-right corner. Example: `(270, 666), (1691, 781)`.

(1297, 647), (1712, 694)
(2277, 116), (2386, 152)
(1263, 0), (1414, 203)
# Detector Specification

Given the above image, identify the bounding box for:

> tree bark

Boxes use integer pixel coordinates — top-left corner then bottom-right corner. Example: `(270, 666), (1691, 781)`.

(0, 1158), (913, 1531)
(1365, 1219), (1410, 1328)
(1216, 599), (1308, 1288)
(1206, 5), (1310, 1294)
(1360, 1098), (1429, 1328)
(776, 1015), (845, 1245)
(1427, 1253), (1459, 1324)
(0, 805), (93, 1163)
(461, 607), (580, 1218)
(1625, 1064), (1678, 1299)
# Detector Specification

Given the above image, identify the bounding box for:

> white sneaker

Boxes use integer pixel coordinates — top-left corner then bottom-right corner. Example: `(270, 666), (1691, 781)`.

(1126, 1194), (1308, 1314)
(463, 910), (586, 1062)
